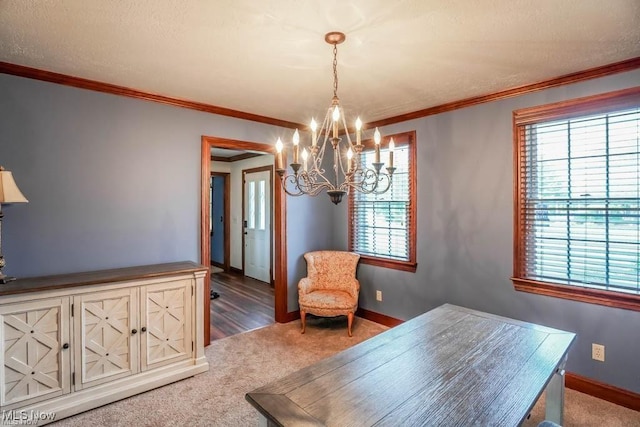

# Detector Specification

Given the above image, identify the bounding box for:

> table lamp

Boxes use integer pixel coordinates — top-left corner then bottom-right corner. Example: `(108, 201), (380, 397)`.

(0, 166), (28, 284)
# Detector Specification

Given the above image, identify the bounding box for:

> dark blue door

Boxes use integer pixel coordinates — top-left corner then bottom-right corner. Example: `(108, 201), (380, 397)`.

(211, 176), (225, 265)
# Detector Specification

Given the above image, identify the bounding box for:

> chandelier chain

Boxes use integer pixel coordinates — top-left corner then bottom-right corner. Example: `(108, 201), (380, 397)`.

(332, 43), (338, 98)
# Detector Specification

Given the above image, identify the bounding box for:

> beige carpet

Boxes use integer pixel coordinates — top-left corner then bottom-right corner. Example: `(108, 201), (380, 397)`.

(52, 317), (639, 426)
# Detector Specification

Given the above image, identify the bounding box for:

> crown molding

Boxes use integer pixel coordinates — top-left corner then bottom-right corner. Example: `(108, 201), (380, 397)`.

(2, 57), (639, 130)
(366, 56), (640, 129)
(0, 61), (302, 130)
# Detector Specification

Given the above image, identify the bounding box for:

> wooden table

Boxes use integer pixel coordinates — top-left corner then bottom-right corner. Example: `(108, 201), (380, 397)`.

(246, 304), (576, 426)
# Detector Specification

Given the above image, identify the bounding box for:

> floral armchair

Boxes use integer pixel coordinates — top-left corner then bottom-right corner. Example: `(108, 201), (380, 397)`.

(298, 251), (360, 336)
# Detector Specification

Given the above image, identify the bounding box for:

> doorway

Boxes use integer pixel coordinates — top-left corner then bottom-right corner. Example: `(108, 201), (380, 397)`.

(200, 136), (290, 346)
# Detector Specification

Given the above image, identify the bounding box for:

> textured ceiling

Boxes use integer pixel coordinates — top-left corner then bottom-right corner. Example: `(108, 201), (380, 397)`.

(1, 0), (639, 127)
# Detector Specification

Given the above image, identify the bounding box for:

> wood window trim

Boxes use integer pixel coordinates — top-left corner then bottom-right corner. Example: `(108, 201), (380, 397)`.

(358, 254), (418, 272)
(512, 278), (640, 312)
(512, 86), (640, 312)
(348, 130), (418, 273)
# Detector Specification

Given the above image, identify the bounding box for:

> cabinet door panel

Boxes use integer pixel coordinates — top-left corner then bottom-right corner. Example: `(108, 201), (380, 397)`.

(0, 298), (70, 407)
(74, 288), (138, 390)
(141, 279), (192, 370)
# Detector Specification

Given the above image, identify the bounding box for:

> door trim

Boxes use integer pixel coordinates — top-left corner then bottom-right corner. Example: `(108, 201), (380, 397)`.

(241, 165), (273, 284)
(201, 136), (288, 346)
(210, 172), (230, 272)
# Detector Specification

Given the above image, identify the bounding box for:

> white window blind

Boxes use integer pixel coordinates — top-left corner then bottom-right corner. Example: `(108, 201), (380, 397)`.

(519, 107), (640, 294)
(350, 144), (411, 261)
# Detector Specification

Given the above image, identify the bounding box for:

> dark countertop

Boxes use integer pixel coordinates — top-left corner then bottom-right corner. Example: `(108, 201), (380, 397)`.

(0, 261), (207, 296)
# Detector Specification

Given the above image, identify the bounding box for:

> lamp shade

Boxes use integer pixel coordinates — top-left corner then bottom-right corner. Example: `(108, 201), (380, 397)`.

(0, 167), (28, 204)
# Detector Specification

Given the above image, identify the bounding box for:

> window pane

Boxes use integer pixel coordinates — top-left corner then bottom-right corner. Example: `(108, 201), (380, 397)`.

(258, 180), (266, 230)
(520, 106), (640, 294)
(352, 143), (410, 261)
(248, 181), (255, 229)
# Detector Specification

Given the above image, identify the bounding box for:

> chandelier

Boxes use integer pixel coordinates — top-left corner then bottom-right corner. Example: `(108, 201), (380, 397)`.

(275, 31), (395, 205)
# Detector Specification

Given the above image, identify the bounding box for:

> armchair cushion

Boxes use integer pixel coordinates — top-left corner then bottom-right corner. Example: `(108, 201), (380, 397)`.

(300, 290), (355, 311)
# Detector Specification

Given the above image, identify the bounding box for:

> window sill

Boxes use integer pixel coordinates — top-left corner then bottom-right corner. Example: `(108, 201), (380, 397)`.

(359, 255), (417, 273)
(512, 278), (640, 312)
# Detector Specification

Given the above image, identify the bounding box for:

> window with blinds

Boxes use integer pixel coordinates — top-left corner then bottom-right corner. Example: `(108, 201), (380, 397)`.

(348, 131), (417, 272)
(513, 87), (640, 310)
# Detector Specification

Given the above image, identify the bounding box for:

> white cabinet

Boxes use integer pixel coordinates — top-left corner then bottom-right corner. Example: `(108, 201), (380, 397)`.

(0, 262), (208, 425)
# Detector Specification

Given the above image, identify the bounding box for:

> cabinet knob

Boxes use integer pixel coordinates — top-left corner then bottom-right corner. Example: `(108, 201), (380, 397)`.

(141, 327), (147, 332)
(62, 343), (69, 350)
(131, 329), (138, 335)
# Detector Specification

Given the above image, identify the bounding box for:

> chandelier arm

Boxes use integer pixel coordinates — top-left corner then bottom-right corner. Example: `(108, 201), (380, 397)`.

(293, 177), (335, 197)
(310, 162), (333, 188)
(371, 174), (393, 194)
(340, 107), (354, 147)
(310, 110), (336, 188)
(303, 169), (330, 194)
(321, 106), (332, 145)
(345, 168), (393, 194)
(299, 168), (338, 195)
(314, 109), (332, 167)
(281, 173), (334, 197)
(310, 146), (333, 189)
(339, 169), (366, 193)
(294, 173), (317, 194)
(280, 174), (306, 197)
(335, 105), (356, 180)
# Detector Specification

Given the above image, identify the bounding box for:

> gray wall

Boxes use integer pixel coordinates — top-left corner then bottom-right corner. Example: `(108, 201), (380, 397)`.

(332, 69), (640, 393)
(3, 68), (639, 393)
(286, 188), (335, 310)
(0, 73), (332, 310)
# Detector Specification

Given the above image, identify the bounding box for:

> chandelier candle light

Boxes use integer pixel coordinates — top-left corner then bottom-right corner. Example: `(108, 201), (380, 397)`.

(275, 32), (395, 205)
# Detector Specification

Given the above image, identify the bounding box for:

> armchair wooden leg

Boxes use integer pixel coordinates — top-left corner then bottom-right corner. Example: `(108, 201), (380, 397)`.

(300, 310), (306, 334)
(347, 312), (354, 337)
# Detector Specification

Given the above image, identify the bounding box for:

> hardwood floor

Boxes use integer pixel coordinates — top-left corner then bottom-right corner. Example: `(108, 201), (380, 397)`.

(210, 270), (275, 341)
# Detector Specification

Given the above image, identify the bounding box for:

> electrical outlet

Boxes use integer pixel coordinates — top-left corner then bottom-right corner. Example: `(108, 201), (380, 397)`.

(592, 343), (605, 362)
(376, 290), (382, 302)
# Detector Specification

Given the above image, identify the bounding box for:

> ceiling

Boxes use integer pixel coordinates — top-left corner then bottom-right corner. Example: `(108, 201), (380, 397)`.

(211, 148), (253, 158)
(1, 1), (639, 127)
(211, 147), (266, 158)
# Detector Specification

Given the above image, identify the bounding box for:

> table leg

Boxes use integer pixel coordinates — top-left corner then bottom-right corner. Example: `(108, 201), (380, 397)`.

(545, 356), (567, 425)
(258, 414), (279, 427)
